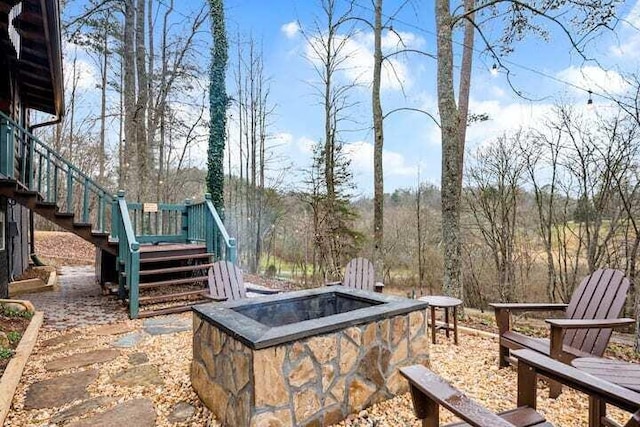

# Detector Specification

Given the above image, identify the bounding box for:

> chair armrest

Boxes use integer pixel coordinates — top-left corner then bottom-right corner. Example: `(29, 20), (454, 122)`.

(512, 349), (640, 414)
(399, 365), (516, 427)
(202, 294), (227, 302)
(546, 318), (635, 329)
(490, 303), (568, 312)
(245, 283), (281, 295)
(374, 282), (384, 293)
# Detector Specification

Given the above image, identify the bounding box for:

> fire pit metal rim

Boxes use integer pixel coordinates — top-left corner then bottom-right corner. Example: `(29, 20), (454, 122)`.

(193, 286), (429, 350)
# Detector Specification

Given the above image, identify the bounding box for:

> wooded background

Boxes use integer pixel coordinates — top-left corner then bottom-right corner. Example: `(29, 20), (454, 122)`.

(33, 0), (640, 321)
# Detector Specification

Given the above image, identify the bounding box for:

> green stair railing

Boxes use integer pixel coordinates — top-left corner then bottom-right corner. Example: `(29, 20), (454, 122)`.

(113, 191), (140, 318)
(0, 111), (113, 233)
(187, 194), (237, 263)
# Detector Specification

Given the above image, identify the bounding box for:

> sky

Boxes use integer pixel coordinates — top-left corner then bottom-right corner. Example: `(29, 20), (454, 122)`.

(60, 0), (640, 197)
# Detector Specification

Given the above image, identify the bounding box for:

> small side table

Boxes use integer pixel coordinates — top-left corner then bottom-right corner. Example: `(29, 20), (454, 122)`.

(419, 296), (463, 345)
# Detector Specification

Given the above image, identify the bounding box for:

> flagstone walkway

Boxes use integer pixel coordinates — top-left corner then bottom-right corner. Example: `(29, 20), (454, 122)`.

(5, 266), (208, 426)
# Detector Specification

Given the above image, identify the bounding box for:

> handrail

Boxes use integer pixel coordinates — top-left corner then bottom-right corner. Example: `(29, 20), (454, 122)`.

(115, 190), (140, 318)
(0, 111), (112, 197)
(0, 111), (113, 234)
(117, 193), (140, 252)
(204, 194), (237, 263)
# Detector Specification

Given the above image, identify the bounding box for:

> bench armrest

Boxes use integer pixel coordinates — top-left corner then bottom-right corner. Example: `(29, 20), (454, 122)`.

(546, 318), (635, 330)
(490, 303), (568, 312)
(399, 365), (517, 426)
(512, 349), (640, 414)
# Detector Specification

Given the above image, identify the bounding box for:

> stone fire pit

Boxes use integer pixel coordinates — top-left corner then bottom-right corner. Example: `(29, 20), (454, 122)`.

(191, 287), (430, 426)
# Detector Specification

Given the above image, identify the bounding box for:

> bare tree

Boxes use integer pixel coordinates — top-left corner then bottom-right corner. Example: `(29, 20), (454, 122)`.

(466, 133), (525, 302)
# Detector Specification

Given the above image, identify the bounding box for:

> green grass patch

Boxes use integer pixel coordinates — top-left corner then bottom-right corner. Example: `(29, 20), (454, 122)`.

(0, 304), (33, 319)
(7, 331), (21, 345)
(0, 347), (13, 359)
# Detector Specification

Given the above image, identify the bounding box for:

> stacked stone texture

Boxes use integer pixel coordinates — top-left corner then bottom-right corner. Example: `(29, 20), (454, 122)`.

(191, 309), (430, 426)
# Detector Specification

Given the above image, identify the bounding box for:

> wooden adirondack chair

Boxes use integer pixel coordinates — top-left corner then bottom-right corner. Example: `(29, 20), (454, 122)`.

(400, 349), (640, 427)
(205, 260), (280, 302)
(491, 268), (633, 397)
(332, 257), (384, 293)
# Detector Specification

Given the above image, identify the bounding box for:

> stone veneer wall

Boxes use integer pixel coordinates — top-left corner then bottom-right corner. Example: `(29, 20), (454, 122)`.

(191, 309), (430, 427)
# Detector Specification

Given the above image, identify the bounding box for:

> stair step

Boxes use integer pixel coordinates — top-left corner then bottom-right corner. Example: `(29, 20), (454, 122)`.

(139, 263), (214, 276)
(137, 304), (200, 318)
(140, 253), (213, 264)
(35, 201), (57, 209)
(92, 231), (110, 238)
(138, 275), (209, 290)
(15, 189), (40, 197)
(73, 222), (92, 228)
(138, 289), (207, 305)
(54, 212), (74, 218)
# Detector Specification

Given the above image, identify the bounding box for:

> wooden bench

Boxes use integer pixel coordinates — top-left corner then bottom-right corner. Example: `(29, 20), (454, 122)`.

(400, 349), (640, 427)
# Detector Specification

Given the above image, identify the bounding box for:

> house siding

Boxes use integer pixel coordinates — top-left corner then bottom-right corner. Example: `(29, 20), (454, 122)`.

(0, 197), (9, 298)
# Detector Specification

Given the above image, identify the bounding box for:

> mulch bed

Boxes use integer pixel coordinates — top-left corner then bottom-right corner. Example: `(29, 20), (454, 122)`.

(0, 310), (32, 376)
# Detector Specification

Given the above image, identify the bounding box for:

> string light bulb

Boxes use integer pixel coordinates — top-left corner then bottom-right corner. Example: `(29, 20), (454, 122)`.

(587, 90), (594, 110)
(490, 63), (499, 77)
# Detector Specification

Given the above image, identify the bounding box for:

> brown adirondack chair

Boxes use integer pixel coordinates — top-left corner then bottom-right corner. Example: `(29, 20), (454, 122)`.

(330, 257), (384, 293)
(491, 268), (633, 397)
(400, 349), (640, 427)
(205, 260), (280, 302)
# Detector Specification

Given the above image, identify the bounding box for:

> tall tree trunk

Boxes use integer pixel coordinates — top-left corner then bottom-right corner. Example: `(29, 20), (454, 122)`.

(436, 0), (462, 298)
(206, 0), (228, 220)
(457, 0), (474, 183)
(99, 21), (108, 183)
(372, 0), (384, 280)
(135, 0), (148, 201)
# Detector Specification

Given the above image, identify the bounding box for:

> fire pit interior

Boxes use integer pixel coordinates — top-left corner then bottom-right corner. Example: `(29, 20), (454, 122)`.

(191, 286), (430, 426)
(233, 292), (382, 327)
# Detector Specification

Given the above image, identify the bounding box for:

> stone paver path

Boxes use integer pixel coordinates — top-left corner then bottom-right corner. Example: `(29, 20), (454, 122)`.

(45, 349), (121, 371)
(8, 263), (203, 426)
(66, 398), (157, 427)
(24, 369), (99, 409)
(110, 364), (164, 387)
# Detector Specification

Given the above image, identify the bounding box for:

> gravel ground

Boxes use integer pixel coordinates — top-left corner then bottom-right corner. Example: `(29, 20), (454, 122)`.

(5, 319), (633, 426)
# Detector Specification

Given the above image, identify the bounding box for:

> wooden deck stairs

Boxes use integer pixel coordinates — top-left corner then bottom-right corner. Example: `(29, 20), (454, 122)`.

(1, 110), (237, 319)
(123, 244), (215, 317)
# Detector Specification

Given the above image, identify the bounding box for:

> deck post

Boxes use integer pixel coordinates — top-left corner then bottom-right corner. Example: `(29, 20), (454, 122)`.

(82, 176), (89, 223)
(0, 117), (8, 177)
(182, 198), (191, 242)
(129, 242), (140, 319)
(204, 193), (214, 254)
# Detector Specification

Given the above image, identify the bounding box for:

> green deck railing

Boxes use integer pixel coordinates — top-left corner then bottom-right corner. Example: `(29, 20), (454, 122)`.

(0, 112), (236, 319)
(113, 191), (140, 318)
(0, 111), (113, 232)
(187, 194), (237, 263)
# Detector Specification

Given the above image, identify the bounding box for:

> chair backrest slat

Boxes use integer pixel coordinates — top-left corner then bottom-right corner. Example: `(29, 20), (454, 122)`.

(343, 257), (375, 291)
(564, 268), (630, 356)
(208, 260), (246, 301)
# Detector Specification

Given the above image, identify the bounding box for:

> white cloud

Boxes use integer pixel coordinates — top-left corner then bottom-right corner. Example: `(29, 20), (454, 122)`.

(608, 2), (640, 58)
(297, 136), (316, 154)
(556, 66), (628, 95)
(344, 141), (417, 177)
(464, 99), (555, 151)
(63, 57), (98, 90)
(281, 21), (300, 39)
(304, 30), (424, 92)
